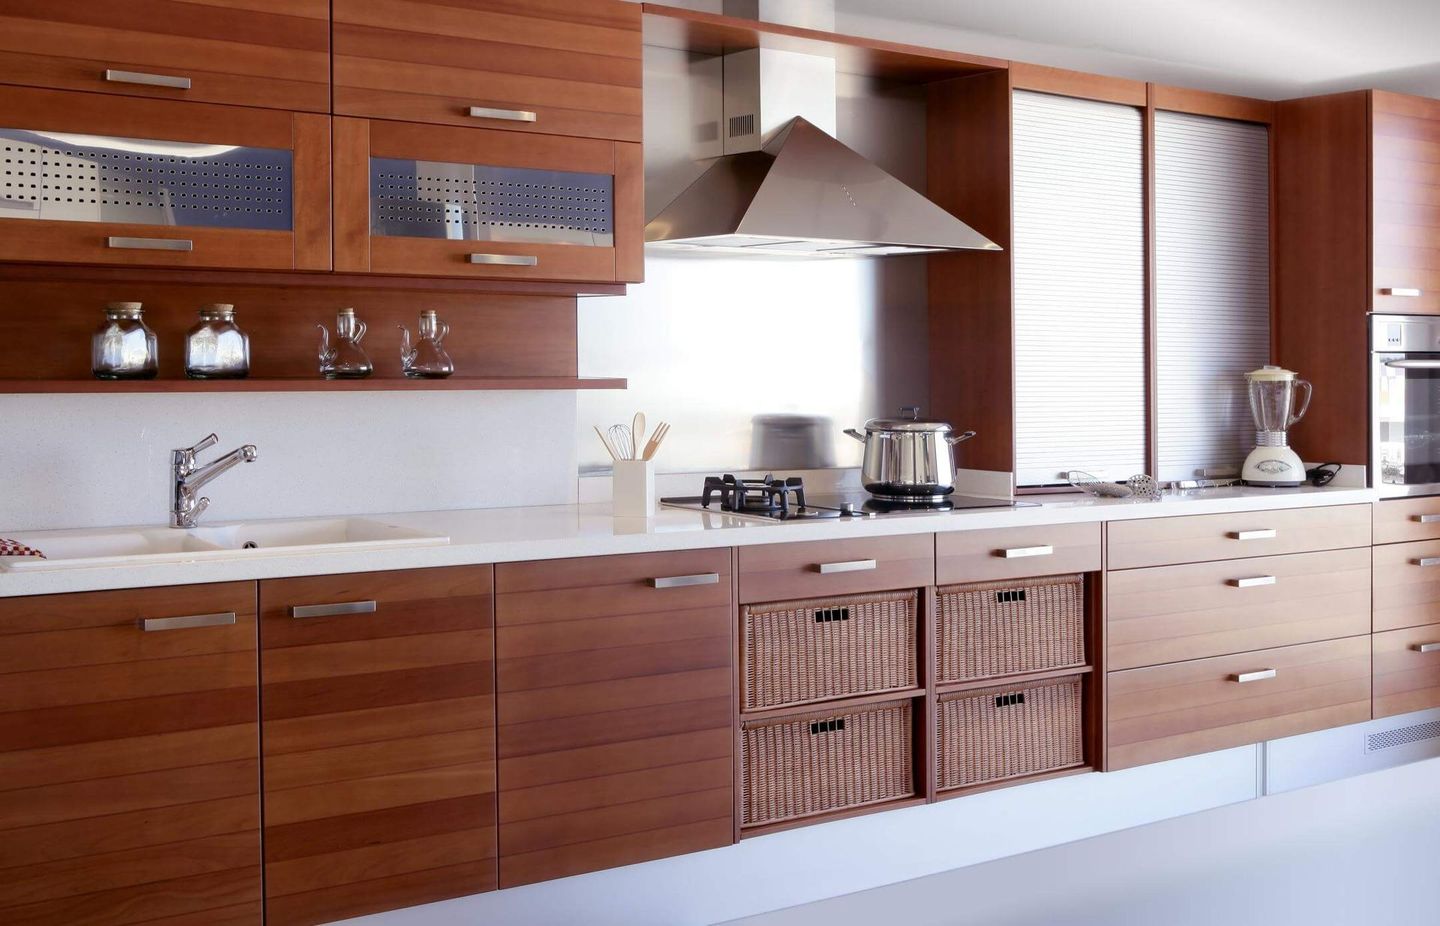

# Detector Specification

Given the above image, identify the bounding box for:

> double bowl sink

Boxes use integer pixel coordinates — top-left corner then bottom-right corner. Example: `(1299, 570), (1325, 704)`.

(0, 517), (451, 572)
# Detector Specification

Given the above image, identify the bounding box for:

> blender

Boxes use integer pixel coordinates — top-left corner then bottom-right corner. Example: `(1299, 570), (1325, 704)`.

(1242, 365), (1312, 486)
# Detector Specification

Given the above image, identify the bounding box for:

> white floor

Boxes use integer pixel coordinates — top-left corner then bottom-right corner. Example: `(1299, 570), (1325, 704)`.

(723, 754), (1440, 926)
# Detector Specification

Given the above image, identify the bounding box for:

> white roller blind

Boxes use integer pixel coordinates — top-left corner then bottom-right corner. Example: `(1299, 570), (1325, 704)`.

(1154, 111), (1271, 481)
(1012, 91), (1146, 486)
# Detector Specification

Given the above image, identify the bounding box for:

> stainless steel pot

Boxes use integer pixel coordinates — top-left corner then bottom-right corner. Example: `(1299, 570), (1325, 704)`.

(844, 406), (976, 500)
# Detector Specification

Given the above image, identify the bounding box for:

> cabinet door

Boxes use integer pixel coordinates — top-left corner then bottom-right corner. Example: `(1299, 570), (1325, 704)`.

(335, 117), (642, 283)
(0, 583), (262, 925)
(1373, 92), (1440, 313)
(495, 549), (734, 888)
(0, 1), (330, 111)
(334, 0), (642, 142)
(0, 85), (330, 271)
(259, 567), (496, 926)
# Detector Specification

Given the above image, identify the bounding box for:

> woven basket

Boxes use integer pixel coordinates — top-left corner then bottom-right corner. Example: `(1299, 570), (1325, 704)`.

(936, 675), (1084, 791)
(743, 590), (918, 711)
(742, 700), (914, 827)
(936, 574), (1084, 683)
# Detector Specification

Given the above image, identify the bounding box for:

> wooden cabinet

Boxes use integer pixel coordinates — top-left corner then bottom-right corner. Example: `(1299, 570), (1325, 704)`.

(334, 117), (643, 283)
(1373, 626), (1440, 718)
(936, 522), (1101, 584)
(0, 85), (330, 272)
(494, 549), (734, 887)
(1105, 504), (1371, 570)
(0, 583), (263, 925)
(1108, 636), (1373, 770)
(1374, 497), (1440, 545)
(1373, 538), (1440, 632)
(0, 1), (330, 112)
(1372, 92), (1440, 314)
(333, 0), (642, 142)
(258, 567), (497, 926)
(737, 533), (934, 604)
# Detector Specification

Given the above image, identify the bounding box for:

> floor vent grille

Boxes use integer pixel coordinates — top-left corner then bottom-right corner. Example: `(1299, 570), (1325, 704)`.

(1367, 719), (1440, 752)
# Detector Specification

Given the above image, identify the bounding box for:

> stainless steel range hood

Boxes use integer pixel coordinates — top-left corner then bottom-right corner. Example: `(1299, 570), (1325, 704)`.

(644, 27), (1001, 258)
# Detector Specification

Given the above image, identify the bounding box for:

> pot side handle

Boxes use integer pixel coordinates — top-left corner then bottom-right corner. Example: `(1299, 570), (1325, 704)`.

(946, 430), (978, 446)
(843, 428), (867, 442)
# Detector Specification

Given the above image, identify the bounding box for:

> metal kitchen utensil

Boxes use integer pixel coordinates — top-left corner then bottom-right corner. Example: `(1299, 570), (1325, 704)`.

(1066, 471), (1134, 498)
(608, 424), (634, 461)
(843, 406), (977, 500)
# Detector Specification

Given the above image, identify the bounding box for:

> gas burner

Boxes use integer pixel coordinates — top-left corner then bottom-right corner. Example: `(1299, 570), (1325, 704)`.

(702, 474), (807, 517)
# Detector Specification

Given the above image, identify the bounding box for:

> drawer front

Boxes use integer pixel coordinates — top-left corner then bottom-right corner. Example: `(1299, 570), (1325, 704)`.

(259, 567), (497, 926)
(1106, 504), (1372, 569)
(1374, 626), (1440, 719)
(334, 0), (642, 142)
(936, 522), (1101, 584)
(1107, 636), (1372, 770)
(1374, 539), (1440, 631)
(0, 583), (262, 924)
(1107, 548), (1372, 670)
(495, 549), (733, 887)
(1374, 497), (1440, 545)
(0, 1), (330, 111)
(0, 85), (330, 272)
(738, 533), (934, 605)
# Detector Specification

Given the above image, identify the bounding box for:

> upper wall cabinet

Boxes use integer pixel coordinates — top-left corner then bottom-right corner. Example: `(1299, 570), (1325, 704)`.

(0, 1), (330, 112)
(0, 85), (331, 271)
(334, 117), (642, 283)
(1373, 92), (1440, 314)
(333, 0), (642, 143)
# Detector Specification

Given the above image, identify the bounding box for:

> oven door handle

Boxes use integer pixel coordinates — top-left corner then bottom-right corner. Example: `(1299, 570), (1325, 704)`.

(1383, 359), (1440, 369)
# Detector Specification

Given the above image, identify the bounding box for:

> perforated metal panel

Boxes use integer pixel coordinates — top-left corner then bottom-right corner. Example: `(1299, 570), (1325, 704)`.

(0, 129), (292, 230)
(370, 157), (613, 246)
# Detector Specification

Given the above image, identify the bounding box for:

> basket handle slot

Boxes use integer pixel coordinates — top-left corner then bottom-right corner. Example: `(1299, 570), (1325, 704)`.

(994, 692), (1026, 708)
(994, 589), (1027, 604)
(809, 718), (846, 735)
(814, 607), (850, 623)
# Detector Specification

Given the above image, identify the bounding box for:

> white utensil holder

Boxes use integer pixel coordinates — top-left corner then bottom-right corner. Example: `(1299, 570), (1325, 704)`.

(612, 459), (656, 517)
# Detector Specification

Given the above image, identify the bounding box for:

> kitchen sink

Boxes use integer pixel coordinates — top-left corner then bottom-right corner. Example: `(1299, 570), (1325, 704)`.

(0, 517), (450, 572)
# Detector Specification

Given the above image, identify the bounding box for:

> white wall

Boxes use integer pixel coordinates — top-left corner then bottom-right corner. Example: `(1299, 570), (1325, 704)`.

(0, 392), (577, 531)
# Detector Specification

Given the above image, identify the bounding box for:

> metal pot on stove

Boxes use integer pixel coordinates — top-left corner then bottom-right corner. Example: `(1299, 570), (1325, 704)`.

(844, 406), (976, 500)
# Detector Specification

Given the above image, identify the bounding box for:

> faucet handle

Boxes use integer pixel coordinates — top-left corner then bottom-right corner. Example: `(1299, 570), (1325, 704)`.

(190, 496), (210, 523)
(187, 433), (220, 456)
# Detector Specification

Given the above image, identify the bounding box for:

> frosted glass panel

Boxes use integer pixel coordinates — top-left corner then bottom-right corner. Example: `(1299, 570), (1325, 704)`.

(1012, 91), (1145, 486)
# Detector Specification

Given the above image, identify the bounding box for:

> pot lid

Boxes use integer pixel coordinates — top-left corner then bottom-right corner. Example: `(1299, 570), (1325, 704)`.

(864, 406), (955, 433)
(1246, 364), (1299, 382)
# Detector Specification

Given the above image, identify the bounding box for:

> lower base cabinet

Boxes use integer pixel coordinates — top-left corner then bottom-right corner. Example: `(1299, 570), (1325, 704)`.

(0, 583), (263, 926)
(1374, 626), (1440, 718)
(259, 567), (497, 926)
(495, 549), (735, 887)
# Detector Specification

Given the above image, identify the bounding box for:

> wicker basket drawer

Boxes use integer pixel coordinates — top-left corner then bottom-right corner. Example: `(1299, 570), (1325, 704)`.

(937, 675), (1084, 791)
(743, 591), (918, 711)
(741, 701), (915, 828)
(936, 575), (1084, 684)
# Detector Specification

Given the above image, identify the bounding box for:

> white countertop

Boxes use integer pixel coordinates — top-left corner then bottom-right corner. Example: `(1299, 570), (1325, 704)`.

(0, 484), (1377, 598)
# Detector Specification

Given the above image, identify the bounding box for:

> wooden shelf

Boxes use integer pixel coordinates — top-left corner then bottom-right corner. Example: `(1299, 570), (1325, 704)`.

(641, 3), (1003, 83)
(0, 377), (627, 394)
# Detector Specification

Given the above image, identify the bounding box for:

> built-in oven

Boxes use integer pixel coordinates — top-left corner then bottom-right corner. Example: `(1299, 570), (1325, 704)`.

(1373, 314), (1440, 494)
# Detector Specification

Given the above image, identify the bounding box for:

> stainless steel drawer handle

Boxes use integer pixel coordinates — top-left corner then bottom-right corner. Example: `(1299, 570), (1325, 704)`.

(1414, 557), (1440, 567)
(1229, 529), (1277, 540)
(469, 253), (538, 267)
(108, 236), (194, 252)
(1412, 642), (1440, 654)
(1413, 514), (1440, 524)
(290, 600), (378, 619)
(1228, 576), (1277, 588)
(468, 105), (538, 123)
(105, 68), (192, 90)
(817, 559), (878, 574)
(997, 545), (1053, 559)
(649, 573), (720, 589)
(1232, 668), (1278, 684)
(142, 611), (237, 632)
(1381, 287), (1422, 297)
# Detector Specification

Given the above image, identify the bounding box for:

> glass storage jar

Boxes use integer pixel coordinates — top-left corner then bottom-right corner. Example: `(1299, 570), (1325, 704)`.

(91, 302), (158, 380)
(185, 303), (251, 380)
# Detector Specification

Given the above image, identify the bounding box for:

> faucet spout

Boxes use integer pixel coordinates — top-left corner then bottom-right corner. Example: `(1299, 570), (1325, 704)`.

(186, 444), (258, 493)
(171, 436), (258, 528)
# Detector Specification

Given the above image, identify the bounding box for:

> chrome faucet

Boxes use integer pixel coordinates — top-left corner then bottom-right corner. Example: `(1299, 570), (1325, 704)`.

(171, 433), (258, 528)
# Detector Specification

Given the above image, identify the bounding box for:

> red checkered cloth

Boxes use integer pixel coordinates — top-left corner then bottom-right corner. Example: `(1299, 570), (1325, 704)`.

(0, 539), (44, 559)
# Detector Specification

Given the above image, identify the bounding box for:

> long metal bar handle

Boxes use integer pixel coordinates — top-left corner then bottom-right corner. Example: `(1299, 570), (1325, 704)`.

(1381, 287), (1422, 297)
(468, 105), (538, 123)
(108, 236), (194, 252)
(1229, 529), (1277, 540)
(816, 559), (878, 575)
(1232, 668), (1278, 684)
(1414, 557), (1440, 568)
(998, 545), (1053, 559)
(1414, 514), (1440, 524)
(649, 573), (720, 589)
(290, 600), (378, 619)
(142, 611), (237, 632)
(469, 253), (538, 267)
(1228, 576), (1277, 588)
(105, 68), (192, 90)
(1413, 643), (1440, 654)
(1385, 360), (1440, 370)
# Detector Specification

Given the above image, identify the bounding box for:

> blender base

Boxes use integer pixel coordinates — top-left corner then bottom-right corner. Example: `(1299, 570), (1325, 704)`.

(1242, 445), (1305, 487)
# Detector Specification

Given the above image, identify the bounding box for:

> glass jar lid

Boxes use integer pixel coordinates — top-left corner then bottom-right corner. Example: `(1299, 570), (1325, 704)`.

(198, 303), (236, 321)
(104, 301), (144, 319)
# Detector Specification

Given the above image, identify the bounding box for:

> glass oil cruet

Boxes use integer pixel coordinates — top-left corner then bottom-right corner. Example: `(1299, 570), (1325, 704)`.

(92, 302), (158, 380)
(316, 307), (373, 379)
(398, 309), (455, 379)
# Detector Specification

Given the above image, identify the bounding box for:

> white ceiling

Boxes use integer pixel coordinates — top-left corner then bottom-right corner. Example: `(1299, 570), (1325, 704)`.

(832, 0), (1440, 100)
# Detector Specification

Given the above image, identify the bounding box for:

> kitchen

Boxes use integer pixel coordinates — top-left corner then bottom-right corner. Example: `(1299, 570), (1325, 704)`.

(0, 1), (1438, 925)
